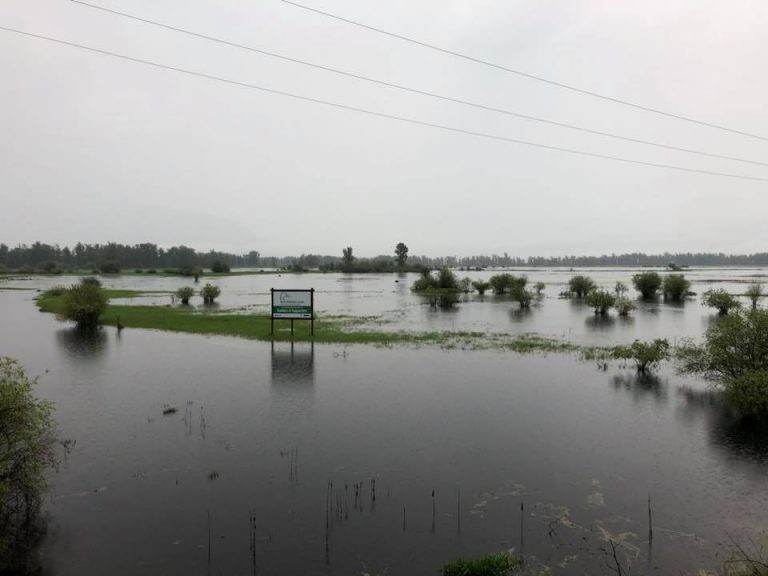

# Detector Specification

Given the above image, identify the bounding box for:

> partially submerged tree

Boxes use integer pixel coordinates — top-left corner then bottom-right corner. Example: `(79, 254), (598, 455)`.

(568, 275), (596, 298)
(511, 284), (533, 308)
(614, 298), (637, 316)
(176, 286), (195, 305)
(613, 339), (670, 373)
(201, 284), (221, 304)
(471, 280), (491, 295)
(662, 274), (691, 301)
(677, 309), (768, 417)
(614, 281), (628, 298)
(585, 290), (616, 315)
(79, 276), (102, 287)
(341, 247), (354, 271)
(702, 289), (742, 315)
(394, 242), (409, 266)
(534, 282), (546, 295)
(632, 272), (662, 299)
(61, 283), (107, 328)
(0, 357), (58, 573)
(745, 283), (764, 310)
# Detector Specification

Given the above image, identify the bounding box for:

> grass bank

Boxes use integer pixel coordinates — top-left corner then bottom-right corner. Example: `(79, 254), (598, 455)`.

(35, 292), (610, 355)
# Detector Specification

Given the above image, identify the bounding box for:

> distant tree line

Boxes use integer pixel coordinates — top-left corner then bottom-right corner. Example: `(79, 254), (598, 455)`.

(0, 242), (261, 272)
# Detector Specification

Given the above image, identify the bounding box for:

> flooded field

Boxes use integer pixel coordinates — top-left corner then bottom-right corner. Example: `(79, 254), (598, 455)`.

(1, 268), (767, 574)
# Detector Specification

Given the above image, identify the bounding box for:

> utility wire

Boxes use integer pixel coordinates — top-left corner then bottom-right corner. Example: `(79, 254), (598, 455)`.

(2, 25), (767, 183)
(68, 0), (768, 168)
(282, 0), (768, 142)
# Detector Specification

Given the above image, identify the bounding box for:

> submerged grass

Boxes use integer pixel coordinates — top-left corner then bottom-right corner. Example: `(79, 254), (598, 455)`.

(442, 552), (522, 576)
(35, 292), (613, 355)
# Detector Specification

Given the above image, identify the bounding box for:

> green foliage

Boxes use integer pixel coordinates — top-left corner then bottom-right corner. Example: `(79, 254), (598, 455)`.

(702, 289), (742, 315)
(442, 552), (521, 576)
(534, 282), (546, 295)
(613, 339), (669, 373)
(568, 275), (596, 298)
(614, 281), (628, 297)
(211, 260), (230, 273)
(745, 283), (764, 310)
(342, 246), (354, 270)
(677, 309), (768, 417)
(489, 273), (527, 295)
(80, 276), (102, 287)
(0, 357), (57, 572)
(472, 280), (491, 295)
(394, 242), (409, 266)
(725, 371), (768, 418)
(412, 270), (438, 292)
(201, 284), (221, 304)
(511, 284), (533, 308)
(662, 274), (691, 301)
(632, 271), (662, 298)
(437, 268), (459, 290)
(459, 277), (472, 294)
(61, 284), (107, 327)
(99, 260), (121, 274)
(614, 298), (637, 316)
(176, 286), (195, 305)
(41, 286), (67, 298)
(585, 290), (616, 315)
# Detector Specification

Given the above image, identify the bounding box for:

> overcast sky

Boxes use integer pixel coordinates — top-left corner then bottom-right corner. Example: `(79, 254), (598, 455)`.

(1, 0), (767, 257)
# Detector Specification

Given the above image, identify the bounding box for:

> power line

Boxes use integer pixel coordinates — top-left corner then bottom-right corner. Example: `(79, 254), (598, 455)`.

(1, 25), (767, 183)
(68, 0), (768, 168)
(282, 0), (768, 142)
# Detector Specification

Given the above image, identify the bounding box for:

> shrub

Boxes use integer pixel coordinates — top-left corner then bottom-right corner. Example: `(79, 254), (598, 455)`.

(745, 283), (764, 310)
(211, 260), (230, 273)
(39, 261), (62, 274)
(80, 276), (102, 287)
(614, 281), (628, 298)
(176, 286), (195, 305)
(471, 280), (491, 295)
(677, 309), (768, 417)
(459, 277), (472, 294)
(41, 286), (67, 298)
(147, 269), (157, 274)
(702, 289), (742, 315)
(534, 282), (545, 295)
(0, 358), (57, 574)
(489, 273), (526, 295)
(613, 339), (670, 373)
(437, 268), (459, 290)
(99, 260), (121, 274)
(511, 284), (533, 308)
(201, 284), (221, 304)
(662, 274), (691, 301)
(61, 284), (107, 327)
(412, 270), (438, 292)
(568, 275), (596, 298)
(585, 290), (616, 315)
(614, 298), (637, 316)
(442, 552), (521, 576)
(632, 272), (662, 299)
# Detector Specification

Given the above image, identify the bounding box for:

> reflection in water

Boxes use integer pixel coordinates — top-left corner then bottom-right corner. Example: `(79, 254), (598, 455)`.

(677, 386), (768, 460)
(611, 372), (667, 403)
(585, 314), (616, 331)
(55, 326), (108, 357)
(509, 306), (533, 322)
(270, 341), (315, 387)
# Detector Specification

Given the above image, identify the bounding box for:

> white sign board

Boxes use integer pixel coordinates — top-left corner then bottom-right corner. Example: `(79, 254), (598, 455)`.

(272, 290), (313, 319)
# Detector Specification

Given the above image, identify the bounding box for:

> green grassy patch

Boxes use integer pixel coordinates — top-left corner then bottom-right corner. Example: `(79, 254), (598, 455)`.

(442, 552), (522, 576)
(35, 292), (614, 355)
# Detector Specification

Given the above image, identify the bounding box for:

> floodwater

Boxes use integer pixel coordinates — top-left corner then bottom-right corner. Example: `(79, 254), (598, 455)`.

(1, 268), (767, 575)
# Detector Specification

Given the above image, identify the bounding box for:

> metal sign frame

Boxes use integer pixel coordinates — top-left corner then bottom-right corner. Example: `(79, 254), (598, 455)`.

(270, 288), (315, 336)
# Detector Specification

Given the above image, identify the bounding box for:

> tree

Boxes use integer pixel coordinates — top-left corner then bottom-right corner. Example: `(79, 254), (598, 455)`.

(342, 247), (354, 270)
(614, 281), (628, 298)
(511, 284), (533, 308)
(534, 282), (546, 295)
(568, 275), (596, 298)
(632, 272), (662, 299)
(471, 280), (491, 295)
(677, 309), (768, 417)
(201, 284), (221, 304)
(211, 260), (230, 273)
(702, 289), (742, 315)
(394, 243), (409, 266)
(614, 298), (637, 316)
(662, 274), (691, 301)
(0, 358), (57, 573)
(61, 284), (107, 328)
(745, 283), (764, 310)
(99, 260), (121, 274)
(613, 339), (669, 373)
(176, 286), (195, 305)
(585, 290), (616, 315)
